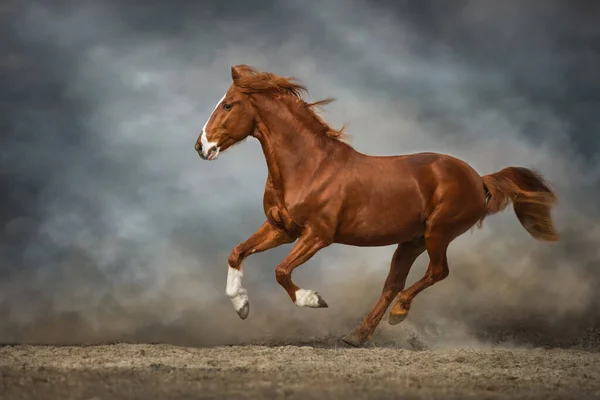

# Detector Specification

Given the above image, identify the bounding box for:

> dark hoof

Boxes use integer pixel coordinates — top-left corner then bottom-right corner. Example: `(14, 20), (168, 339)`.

(388, 312), (407, 326)
(236, 301), (250, 320)
(339, 332), (366, 347)
(316, 293), (329, 308)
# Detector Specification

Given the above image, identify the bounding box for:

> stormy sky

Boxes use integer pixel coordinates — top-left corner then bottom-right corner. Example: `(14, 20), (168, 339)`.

(1, 0), (599, 348)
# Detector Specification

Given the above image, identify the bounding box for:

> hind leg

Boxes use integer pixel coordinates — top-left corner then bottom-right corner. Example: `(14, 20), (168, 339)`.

(387, 199), (483, 324)
(340, 237), (426, 347)
(388, 234), (450, 324)
(388, 170), (487, 324)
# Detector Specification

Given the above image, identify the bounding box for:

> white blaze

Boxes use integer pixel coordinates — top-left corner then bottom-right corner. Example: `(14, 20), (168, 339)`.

(200, 94), (225, 160)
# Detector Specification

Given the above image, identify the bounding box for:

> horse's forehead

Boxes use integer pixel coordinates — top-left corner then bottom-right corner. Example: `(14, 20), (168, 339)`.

(227, 85), (244, 98)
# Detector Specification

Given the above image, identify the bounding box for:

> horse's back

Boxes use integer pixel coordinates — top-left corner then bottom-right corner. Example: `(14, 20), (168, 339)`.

(394, 151), (486, 211)
(333, 151), (485, 246)
(381, 151), (483, 189)
(358, 151), (481, 192)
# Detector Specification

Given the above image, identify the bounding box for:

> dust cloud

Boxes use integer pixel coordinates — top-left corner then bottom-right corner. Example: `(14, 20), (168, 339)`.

(1, 0), (599, 349)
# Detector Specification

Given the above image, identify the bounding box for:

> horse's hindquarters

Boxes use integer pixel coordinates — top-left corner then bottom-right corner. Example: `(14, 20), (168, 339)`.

(332, 153), (487, 247)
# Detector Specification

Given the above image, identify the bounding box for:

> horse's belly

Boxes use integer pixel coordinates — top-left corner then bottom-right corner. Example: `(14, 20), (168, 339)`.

(334, 206), (425, 247)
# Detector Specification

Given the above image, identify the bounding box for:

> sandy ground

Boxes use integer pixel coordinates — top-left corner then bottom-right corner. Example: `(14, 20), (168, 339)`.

(1, 343), (599, 400)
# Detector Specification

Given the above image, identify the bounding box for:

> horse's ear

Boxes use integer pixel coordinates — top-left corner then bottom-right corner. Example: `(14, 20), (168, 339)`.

(231, 64), (255, 85)
(231, 65), (243, 84)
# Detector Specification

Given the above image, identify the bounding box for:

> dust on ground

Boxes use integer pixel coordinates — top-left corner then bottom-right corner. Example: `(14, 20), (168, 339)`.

(1, 343), (599, 400)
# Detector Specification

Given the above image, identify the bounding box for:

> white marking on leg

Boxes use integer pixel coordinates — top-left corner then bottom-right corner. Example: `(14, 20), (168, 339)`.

(200, 94), (225, 160)
(295, 289), (325, 308)
(225, 264), (243, 297)
(226, 265), (249, 318)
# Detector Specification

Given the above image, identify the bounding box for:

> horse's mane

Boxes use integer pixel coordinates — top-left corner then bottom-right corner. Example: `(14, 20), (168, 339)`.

(231, 65), (349, 143)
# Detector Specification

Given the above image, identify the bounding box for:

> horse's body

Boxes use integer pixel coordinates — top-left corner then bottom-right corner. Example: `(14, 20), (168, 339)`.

(264, 148), (486, 248)
(195, 65), (558, 347)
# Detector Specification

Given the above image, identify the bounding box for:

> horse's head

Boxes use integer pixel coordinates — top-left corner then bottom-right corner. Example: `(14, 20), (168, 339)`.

(194, 65), (257, 161)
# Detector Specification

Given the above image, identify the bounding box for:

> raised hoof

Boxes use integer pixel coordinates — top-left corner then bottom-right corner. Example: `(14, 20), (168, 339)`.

(388, 312), (407, 325)
(339, 332), (366, 347)
(316, 293), (329, 308)
(236, 301), (250, 320)
(295, 289), (329, 308)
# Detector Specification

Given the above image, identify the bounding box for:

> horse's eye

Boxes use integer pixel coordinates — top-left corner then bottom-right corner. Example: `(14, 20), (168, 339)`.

(223, 103), (232, 111)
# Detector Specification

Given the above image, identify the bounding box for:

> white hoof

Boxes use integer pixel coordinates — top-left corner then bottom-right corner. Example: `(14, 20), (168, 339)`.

(230, 289), (249, 319)
(226, 266), (250, 319)
(295, 289), (328, 308)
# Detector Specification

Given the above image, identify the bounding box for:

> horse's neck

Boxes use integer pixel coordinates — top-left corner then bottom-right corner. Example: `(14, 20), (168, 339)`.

(252, 99), (331, 195)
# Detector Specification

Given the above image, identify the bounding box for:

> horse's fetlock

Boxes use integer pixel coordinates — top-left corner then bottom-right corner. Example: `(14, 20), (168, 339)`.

(228, 246), (245, 268)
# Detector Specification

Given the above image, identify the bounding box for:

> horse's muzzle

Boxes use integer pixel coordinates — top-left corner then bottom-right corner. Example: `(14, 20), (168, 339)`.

(195, 141), (209, 160)
(195, 142), (219, 161)
(204, 145), (219, 160)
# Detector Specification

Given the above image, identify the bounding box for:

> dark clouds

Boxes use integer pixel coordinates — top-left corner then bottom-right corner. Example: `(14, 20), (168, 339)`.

(1, 0), (599, 348)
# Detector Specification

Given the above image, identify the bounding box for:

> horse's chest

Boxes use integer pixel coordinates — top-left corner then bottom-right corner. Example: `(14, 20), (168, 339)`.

(263, 176), (331, 234)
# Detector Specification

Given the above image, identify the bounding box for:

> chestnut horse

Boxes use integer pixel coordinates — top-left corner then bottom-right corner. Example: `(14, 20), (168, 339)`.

(194, 65), (558, 347)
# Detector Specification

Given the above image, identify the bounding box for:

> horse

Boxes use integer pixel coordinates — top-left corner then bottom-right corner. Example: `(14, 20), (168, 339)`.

(194, 64), (559, 347)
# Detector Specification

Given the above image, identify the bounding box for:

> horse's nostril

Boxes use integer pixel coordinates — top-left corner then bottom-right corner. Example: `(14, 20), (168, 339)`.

(195, 142), (202, 152)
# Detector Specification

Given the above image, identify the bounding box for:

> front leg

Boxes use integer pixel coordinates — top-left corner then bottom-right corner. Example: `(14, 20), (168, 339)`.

(274, 230), (330, 308)
(227, 221), (295, 319)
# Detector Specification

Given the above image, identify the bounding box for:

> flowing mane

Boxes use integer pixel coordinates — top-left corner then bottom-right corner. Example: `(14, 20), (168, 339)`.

(231, 64), (349, 143)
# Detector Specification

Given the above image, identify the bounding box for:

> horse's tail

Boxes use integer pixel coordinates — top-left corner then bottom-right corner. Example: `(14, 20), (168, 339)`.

(479, 167), (559, 242)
